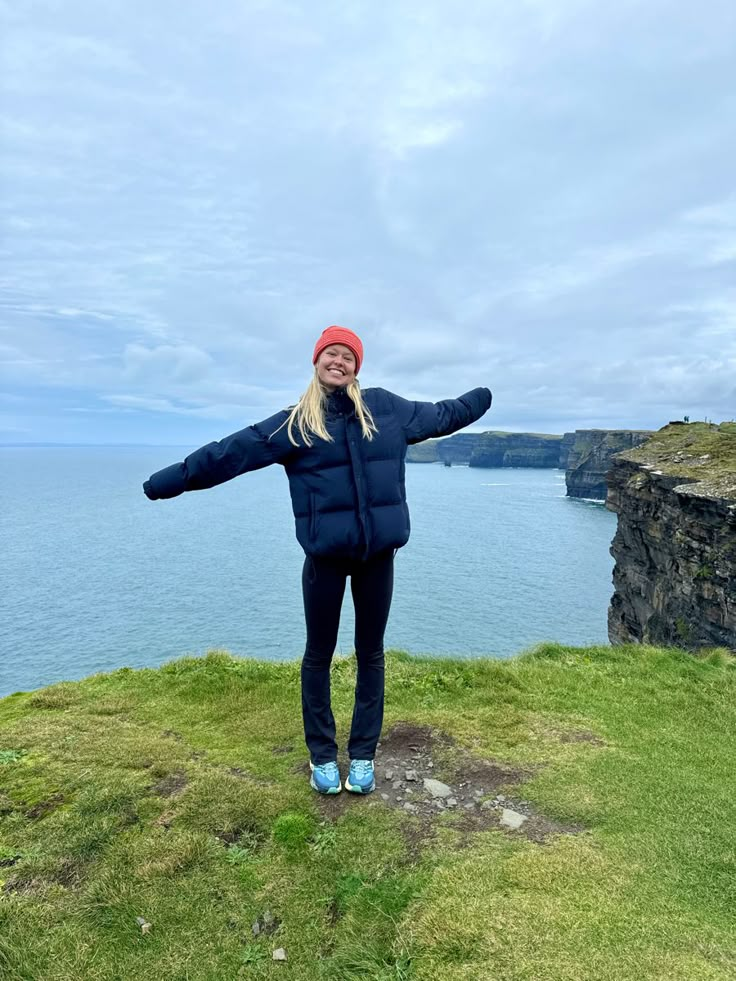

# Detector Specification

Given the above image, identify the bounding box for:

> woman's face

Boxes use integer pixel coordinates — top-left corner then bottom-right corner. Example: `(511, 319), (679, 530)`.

(316, 344), (357, 390)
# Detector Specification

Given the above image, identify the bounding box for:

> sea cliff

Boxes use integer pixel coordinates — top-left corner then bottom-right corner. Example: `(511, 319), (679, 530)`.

(607, 422), (736, 650)
(406, 431), (563, 467)
(565, 430), (653, 500)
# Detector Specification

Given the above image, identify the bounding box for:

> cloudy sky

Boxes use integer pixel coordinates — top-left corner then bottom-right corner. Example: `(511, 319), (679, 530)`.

(2, 0), (735, 445)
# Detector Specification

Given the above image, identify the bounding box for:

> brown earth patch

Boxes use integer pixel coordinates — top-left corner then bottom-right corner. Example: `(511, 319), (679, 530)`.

(155, 809), (176, 829)
(2, 877), (47, 896)
(25, 792), (65, 820)
(271, 745), (295, 755)
(214, 827), (262, 848)
(151, 771), (188, 797)
(3, 857), (84, 896)
(450, 794), (586, 847)
(294, 722), (585, 855)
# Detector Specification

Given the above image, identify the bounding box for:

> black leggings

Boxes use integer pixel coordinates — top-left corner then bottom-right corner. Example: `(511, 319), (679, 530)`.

(301, 549), (394, 764)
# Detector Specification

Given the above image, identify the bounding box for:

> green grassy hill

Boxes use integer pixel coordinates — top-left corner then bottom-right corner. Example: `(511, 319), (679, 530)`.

(1, 645), (735, 980)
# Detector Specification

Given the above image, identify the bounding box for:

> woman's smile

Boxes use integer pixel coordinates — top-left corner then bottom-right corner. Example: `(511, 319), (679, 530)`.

(317, 344), (356, 390)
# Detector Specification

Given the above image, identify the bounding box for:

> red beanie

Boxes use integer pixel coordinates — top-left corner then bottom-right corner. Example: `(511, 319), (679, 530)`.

(312, 326), (363, 375)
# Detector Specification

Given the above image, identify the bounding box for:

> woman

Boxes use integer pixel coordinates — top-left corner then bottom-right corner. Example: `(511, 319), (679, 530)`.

(143, 326), (492, 795)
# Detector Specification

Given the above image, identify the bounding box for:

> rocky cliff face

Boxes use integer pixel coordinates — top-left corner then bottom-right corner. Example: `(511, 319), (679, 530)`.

(559, 432), (577, 469)
(470, 432), (563, 468)
(406, 431), (563, 466)
(566, 430), (654, 499)
(607, 422), (736, 651)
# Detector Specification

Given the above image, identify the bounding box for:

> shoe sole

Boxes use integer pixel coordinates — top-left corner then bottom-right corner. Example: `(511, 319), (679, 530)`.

(344, 777), (376, 794)
(309, 762), (341, 794)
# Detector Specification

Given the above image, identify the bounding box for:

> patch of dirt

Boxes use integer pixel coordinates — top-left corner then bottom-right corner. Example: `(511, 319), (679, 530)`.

(2, 858), (84, 896)
(271, 745), (295, 755)
(2, 877), (46, 896)
(213, 827), (261, 848)
(154, 809), (176, 829)
(0, 854), (22, 868)
(151, 771), (188, 797)
(25, 793), (65, 820)
(299, 721), (586, 855)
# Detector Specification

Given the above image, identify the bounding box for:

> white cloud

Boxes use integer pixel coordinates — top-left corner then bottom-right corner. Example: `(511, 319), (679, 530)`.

(122, 343), (214, 384)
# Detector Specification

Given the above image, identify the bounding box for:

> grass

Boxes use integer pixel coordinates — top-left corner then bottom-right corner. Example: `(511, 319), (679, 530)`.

(1, 644), (735, 980)
(621, 421), (736, 497)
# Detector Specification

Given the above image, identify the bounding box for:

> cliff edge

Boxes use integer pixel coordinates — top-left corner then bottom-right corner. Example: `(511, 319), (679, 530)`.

(566, 429), (653, 500)
(607, 422), (736, 650)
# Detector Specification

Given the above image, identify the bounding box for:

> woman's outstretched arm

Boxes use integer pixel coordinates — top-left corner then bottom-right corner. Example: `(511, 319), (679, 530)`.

(384, 387), (492, 444)
(143, 408), (293, 500)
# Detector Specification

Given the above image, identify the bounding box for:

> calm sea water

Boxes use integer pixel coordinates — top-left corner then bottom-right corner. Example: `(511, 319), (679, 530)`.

(1, 447), (617, 697)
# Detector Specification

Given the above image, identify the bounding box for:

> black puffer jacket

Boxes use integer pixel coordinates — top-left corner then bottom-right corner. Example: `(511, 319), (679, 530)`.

(143, 385), (492, 559)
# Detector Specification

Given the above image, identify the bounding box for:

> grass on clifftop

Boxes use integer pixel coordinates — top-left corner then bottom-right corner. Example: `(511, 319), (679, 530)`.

(622, 421), (736, 499)
(1, 644), (735, 980)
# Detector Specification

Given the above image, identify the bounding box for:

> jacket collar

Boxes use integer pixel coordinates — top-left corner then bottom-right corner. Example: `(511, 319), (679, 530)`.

(326, 386), (353, 415)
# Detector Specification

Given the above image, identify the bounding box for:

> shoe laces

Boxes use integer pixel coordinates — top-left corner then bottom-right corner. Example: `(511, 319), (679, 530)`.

(315, 761), (338, 779)
(351, 759), (373, 779)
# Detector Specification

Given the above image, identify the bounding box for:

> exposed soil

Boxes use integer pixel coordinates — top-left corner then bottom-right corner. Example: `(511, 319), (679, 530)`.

(151, 771), (188, 797)
(2, 857), (84, 896)
(304, 721), (585, 853)
(25, 793), (66, 820)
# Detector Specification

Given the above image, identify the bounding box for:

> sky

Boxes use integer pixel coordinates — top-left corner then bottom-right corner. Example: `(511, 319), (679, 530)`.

(2, 0), (735, 445)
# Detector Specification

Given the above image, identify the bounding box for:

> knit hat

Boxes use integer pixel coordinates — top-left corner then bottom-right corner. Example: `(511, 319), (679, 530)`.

(312, 325), (363, 375)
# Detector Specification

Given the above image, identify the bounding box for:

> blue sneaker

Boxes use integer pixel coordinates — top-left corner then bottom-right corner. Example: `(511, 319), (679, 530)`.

(345, 759), (376, 794)
(309, 761), (341, 794)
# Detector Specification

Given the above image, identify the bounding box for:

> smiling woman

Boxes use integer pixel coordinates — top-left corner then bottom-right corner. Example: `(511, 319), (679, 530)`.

(143, 325), (492, 798)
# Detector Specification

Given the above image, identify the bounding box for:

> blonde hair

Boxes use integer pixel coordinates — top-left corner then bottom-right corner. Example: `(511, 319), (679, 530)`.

(276, 371), (378, 447)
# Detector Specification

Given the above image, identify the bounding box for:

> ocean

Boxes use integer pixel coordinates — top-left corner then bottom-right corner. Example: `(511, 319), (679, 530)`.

(1, 447), (617, 697)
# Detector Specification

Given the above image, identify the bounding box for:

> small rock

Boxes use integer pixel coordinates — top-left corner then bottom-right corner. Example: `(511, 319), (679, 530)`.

(252, 920), (261, 937)
(480, 799), (496, 810)
(423, 778), (452, 798)
(464, 802), (476, 810)
(405, 769), (418, 781)
(446, 797), (458, 807)
(272, 948), (287, 961)
(380, 793), (390, 801)
(403, 802), (418, 812)
(392, 780), (403, 791)
(497, 794), (506, 802)
(135, 916), (152, 935)
(384, 769), (394, 781)
(473, 789), (483, 798)
(262, 911), (275, 928)
(433, 799), (445, 809)
(427, 762), (434, 768)
(500, 808), (528, 830)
